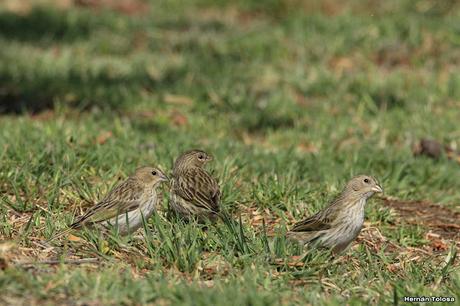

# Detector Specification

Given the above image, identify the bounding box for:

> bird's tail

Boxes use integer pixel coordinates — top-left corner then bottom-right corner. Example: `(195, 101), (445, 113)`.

(47, 226), (75, 242)
(286, 231), (320, 246)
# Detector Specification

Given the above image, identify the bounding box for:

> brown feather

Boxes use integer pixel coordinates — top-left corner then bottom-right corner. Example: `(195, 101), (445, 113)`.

(170, 150), (220, 221)
(287, 175), (383, 253)
(70, 177), (144, 228)
(172, 168), (220, 213)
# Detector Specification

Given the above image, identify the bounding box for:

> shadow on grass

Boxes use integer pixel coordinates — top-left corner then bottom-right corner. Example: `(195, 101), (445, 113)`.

(0, 61), (188, 114)
(0, 90), (53, 114)
(0, 7), (98, 43)
(0, 6), (138, 113)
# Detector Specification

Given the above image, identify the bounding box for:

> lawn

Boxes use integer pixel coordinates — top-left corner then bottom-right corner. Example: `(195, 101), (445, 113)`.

(1, 0), (460, 304)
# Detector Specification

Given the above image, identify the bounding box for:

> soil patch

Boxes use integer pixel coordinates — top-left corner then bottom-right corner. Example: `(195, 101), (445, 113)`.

(381, 197), (460, 240)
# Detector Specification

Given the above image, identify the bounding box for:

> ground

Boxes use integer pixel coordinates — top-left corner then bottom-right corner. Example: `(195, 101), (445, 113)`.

(1, 0), (460, 305)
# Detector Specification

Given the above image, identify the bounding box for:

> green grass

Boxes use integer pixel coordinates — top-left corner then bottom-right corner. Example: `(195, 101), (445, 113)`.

(1, 0), (460, 304)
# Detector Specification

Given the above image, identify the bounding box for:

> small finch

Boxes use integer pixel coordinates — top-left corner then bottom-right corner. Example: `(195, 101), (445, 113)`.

(287, 175), (383, 253)
(169, 149), (220, 222)
(60, 166), (168, 237)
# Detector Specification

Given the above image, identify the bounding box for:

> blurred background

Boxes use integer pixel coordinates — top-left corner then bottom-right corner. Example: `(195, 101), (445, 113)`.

(2, 0), (460, 114)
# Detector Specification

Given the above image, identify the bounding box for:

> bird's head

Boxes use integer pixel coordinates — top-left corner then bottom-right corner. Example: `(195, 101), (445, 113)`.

(134, 166), (169, 186)
(343, 175), (383, 200)
(173, 149), (213, 171)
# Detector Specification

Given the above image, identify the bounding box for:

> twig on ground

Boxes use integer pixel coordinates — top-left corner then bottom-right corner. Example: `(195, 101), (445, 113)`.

(15, 257), (99, 266)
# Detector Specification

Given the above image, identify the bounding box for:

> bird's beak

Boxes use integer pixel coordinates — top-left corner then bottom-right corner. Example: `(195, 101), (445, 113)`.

(160, 172), (169, 182)
(372, 185), (383, 193)
(207, 155), (213, 162)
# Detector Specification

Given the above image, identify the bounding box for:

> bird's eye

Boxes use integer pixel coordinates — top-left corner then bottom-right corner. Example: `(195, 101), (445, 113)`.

(151, 171), (157, 176)
(364, 178), (370, 183)
(198, 155), (204, 160)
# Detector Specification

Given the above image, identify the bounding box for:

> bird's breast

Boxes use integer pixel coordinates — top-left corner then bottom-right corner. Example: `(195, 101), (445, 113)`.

(343, 198), (366, 224)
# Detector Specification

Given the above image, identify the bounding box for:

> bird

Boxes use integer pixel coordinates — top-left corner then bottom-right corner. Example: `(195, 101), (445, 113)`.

(54, 166), (168, 239)
(286, 175), (383, 254)
(169, 149), (220, 222)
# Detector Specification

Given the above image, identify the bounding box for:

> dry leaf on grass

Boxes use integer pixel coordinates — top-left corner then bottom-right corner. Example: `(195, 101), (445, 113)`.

(164, 94), (194, 106)
(75, 0), (149, 16)
(68, 234), (83, 242)
(170, 111), (188, 126)
(0, 242), (15, 270)
(297, 142), (319, 154)
(272, 255), (304, 267)
(95, 131), (113, 145)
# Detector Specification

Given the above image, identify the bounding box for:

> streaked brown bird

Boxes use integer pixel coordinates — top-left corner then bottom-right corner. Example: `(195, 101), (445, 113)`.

(57, 166), (168, 238)
(169, 149), (220, 222)
(287, 175), (383, 254)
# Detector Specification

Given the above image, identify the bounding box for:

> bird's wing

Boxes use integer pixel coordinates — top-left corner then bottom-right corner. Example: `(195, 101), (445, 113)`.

(173, 168), (220, 213)
(289, 192), (346, 232)
(289, 212), (332, 232)
(71, 178), (143, 228)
